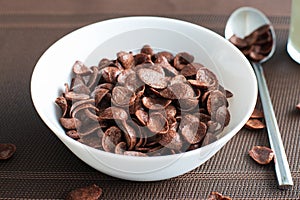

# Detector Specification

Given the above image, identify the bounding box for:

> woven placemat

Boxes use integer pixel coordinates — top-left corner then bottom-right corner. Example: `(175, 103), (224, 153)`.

(0, 14), (299, 199)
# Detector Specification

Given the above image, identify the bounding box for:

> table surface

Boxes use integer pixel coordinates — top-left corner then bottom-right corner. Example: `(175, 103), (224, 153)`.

(1, 0), (299, 199)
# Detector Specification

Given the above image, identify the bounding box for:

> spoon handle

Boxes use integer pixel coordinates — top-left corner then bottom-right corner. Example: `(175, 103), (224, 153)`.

(252, 62), (293, 189)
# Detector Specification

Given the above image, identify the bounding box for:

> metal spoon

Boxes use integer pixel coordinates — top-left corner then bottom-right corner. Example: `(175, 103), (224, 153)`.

(225, 7), (293, 189)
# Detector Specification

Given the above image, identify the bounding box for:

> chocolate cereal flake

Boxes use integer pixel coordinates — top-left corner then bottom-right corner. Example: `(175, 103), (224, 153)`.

(0, 143), (16, 160)
(66, 184), (102, 200)
(296, 103), (300, 110)
(207, 191), (232, 200)
(137, 68), (168, 89)
(72, 60), (92, 75)
(249, 146), (274, 165)
(244, 119), (265, 130)
(251, 108), (264, 119)
(102, 126), (122, 153)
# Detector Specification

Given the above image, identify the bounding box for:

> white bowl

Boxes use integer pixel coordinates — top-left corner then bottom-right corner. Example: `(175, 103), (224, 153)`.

(31, 16), (257, 181)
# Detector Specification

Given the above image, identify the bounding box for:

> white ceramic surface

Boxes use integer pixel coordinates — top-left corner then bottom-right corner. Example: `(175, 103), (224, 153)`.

(31, 16), (257, 181)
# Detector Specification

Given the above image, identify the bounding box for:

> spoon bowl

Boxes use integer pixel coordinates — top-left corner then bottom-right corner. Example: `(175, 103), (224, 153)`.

(225, 7), (293, 189)
(225, 7), (276, 63)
